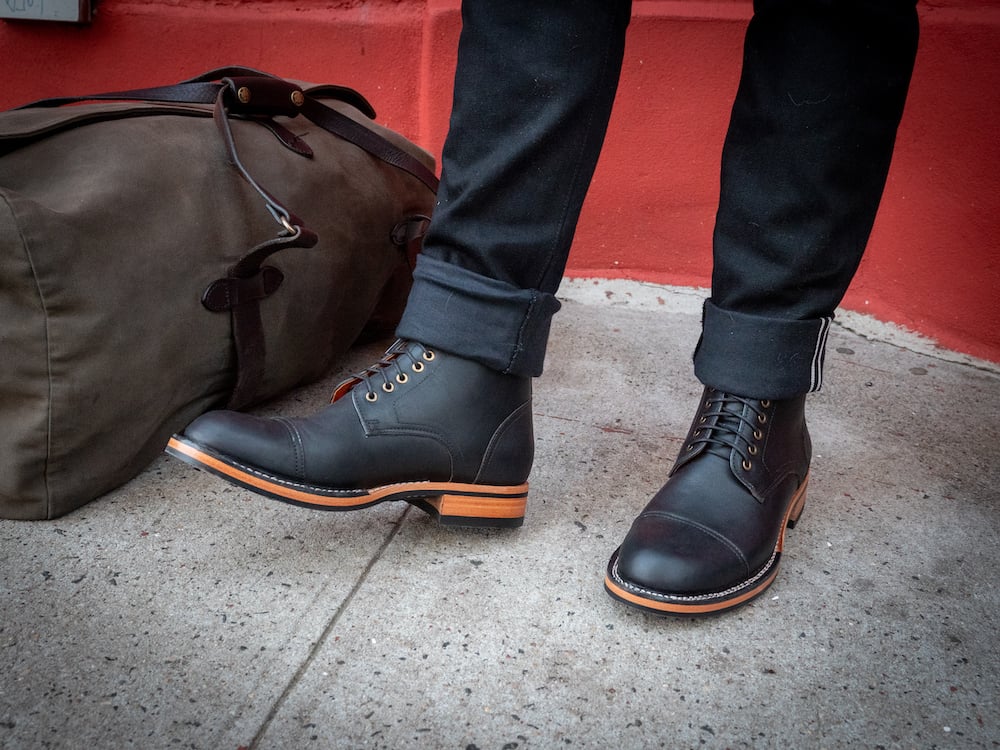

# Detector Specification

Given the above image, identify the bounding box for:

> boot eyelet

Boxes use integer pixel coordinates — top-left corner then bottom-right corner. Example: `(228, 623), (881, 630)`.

(396, 373), (408, 384)
(748, 445), (758, 455)
(382, 382), (394, 393)
(760, 399), (771, 408)
(422, 350), (436, 361)
(757, 414), (767, 424)
(686, 445), (694, 452)
(699, 417), (707, 424)
(753, 429), (763, 440)
(412, 361), (425, 373)
(742, 459), (753, 471)
(365, 391), (378, 402)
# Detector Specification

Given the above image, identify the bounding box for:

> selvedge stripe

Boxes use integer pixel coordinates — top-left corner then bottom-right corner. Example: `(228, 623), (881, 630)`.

(810, 316), (832, 392)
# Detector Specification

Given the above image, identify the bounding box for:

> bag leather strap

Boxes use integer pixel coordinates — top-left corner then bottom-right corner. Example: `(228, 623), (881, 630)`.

(210, 83), (320, 409)
(18, 67), (440, 193)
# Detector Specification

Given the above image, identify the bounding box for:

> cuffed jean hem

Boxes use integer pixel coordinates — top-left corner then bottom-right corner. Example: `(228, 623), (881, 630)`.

(693, 299), (833, 400)
(395, 255), (562, 377)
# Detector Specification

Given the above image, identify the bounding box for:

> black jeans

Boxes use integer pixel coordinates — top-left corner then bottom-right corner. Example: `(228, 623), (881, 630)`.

(396, 0), (919, 399)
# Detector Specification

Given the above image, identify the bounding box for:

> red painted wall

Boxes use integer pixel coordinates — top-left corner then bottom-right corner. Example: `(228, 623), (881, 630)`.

(2, 0), (998, 363)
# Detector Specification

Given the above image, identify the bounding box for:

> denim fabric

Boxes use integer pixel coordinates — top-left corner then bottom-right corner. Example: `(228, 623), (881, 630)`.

(398, 0), (918, 395)
(695, 300), (833, 400)
(398, 255), (562, 375)
(396, 0), (632, 375)
(698, 0), (919, 398)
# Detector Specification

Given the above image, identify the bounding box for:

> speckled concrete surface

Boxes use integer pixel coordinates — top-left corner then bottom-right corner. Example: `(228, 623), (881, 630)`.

(1, 280), (998, 750)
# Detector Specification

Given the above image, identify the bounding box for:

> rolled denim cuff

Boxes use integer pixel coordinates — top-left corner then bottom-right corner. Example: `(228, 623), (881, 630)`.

(396, 255), (561, 377)
(694, 299), (833, 400)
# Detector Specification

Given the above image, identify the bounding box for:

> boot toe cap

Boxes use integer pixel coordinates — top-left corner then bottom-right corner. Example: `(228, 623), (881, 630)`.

(183, 411), (300, 478)
(615, 511), (751, 597)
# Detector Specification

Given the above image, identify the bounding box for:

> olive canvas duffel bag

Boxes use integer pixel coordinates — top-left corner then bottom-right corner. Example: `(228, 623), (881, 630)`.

(0, 67), (438, 520)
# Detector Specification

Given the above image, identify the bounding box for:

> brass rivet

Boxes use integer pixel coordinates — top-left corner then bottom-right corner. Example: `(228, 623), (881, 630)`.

(291, 90), (305, 106)
(237, 86), (251, 104)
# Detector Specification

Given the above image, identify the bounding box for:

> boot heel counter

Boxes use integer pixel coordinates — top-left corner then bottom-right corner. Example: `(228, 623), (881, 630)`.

(475, 400), (534, 485)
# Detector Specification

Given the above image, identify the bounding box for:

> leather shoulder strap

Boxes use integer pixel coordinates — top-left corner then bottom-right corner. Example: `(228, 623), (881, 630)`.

(14, 69), (439, 192)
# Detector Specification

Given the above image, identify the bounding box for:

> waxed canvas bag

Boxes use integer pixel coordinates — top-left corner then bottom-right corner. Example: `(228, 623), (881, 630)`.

(0, 68), (438, 520)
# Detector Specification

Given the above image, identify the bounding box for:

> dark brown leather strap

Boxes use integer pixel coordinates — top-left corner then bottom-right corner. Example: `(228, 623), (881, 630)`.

(212, 87), (321, 242)
(202, 266), (287, 410)
(17, 68), (438, 192)
(184, 67), (377, 118)
(298, 97), (439, 193)
(203, 86), (321, 409)
(18, 82), (222, 109)
(391, 215), (433, 269)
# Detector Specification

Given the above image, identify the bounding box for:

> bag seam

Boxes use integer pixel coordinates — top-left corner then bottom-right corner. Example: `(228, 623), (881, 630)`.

(0, 188), (54, 518)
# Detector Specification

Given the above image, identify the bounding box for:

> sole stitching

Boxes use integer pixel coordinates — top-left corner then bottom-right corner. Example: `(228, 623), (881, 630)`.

(609, 547), (779, 604)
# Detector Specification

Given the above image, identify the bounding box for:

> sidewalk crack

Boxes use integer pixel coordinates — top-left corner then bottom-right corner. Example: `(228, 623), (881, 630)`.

(247, 505), (412, 748)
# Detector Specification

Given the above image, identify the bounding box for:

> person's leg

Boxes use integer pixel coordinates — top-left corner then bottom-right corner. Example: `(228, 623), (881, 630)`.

(398, 0), (631, 377)
(606, 0), (919, 615)
(166, 0), (632, 526)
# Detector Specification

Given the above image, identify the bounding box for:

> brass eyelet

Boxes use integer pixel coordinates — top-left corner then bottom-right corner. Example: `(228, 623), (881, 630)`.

(753, 429), (763, 440)
(686, 445), (694, 452)
(761, 399), (771, 408)
(748, 445), (758, 456)
(694, 429), (702, 437)
(396, 373), (408, 384)
(382, 382), (394, 393)
(412, 361), (425, 373)
(699, 416), (707, 424)
(757, 414), (767, 424)
(742, 459), (753, 471)
(365, 391), (378, 403)
(423, 350), (436, 361)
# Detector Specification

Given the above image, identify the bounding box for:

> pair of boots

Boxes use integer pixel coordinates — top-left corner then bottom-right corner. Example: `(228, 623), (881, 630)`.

(167, 339), (810, 617)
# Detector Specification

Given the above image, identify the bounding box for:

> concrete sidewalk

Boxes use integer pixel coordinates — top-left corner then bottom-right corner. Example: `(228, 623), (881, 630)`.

(2, 279), (998, 749)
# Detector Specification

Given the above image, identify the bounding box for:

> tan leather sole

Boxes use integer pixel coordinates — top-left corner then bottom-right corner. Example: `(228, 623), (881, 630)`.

(604, 476), (808, 616)
(166, 436), (528, 527)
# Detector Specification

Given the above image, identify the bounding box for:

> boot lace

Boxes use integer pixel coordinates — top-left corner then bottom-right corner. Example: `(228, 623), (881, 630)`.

(687, 389), (770, 471)
(346, 339), (436, 403)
